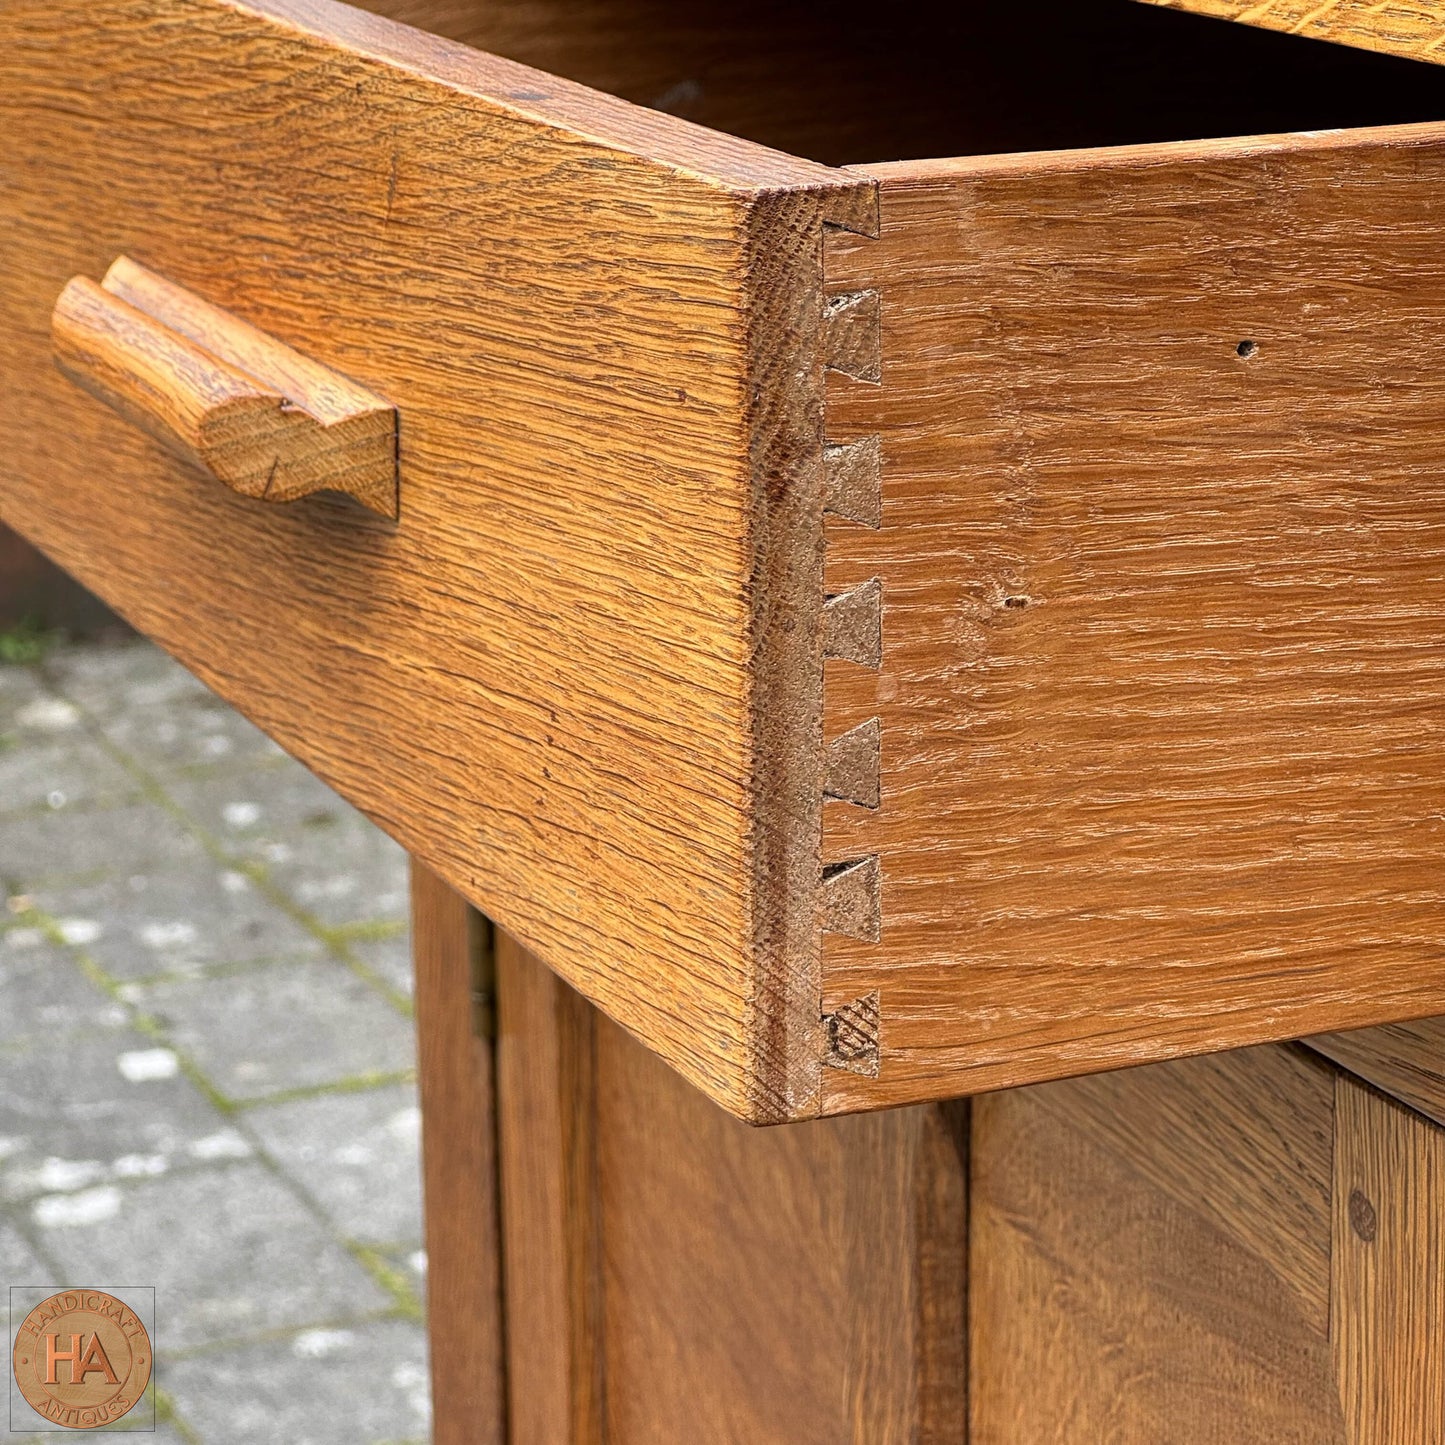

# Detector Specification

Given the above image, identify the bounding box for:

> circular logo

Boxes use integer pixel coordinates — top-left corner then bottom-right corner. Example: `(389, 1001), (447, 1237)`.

(11, 1291), (151, 1431)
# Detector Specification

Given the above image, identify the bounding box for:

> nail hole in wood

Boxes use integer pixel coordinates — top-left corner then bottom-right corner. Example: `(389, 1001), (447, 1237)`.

(1236, 339), (1258, 359)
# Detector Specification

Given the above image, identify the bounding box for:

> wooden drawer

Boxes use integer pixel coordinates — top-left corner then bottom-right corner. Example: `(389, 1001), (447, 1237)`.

(7, 0), (1445, 1121)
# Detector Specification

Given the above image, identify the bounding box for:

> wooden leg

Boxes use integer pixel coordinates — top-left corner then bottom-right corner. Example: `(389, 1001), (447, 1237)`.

(495, 928), (606, 1445)
(412, 861), (506, 1445)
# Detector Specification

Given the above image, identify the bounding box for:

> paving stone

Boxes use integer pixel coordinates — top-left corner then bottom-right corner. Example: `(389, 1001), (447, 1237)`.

(0, 930), (129, 1048)
(4, 1428), (186, 1444)
(0, 1030), (231, 1204)
(348, 931), (414, 1000)
(0, 736), (137, 819)
(3, 641), (429, 1438)
(32, 1164), (389, 1351)
(4, 1427), (185, 1443)
(246, 1085), (424, 1245)
(31, 861), (321, 981)
(164, 1318), (430, 1445)
(0, 665), (47, 733)
(377, 1243), (428, 1309)
(136, 959), (416, 1103)
(48, 643), (284, 774)
(167, 769), (409, 925)
(0, 1218), (55, 1289)
(0, 799), (206, 891)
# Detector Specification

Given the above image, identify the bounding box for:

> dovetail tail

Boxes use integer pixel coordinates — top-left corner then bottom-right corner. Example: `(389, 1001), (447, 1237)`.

(822, 856), (881, 943)
(824, 577), (882, 669)
(825, 717), (881, 809)
(825, 436), (882, 528)
(823, 991), (881, 1076)
(824, 290), (881, 383)
(822, 184), (880, 240)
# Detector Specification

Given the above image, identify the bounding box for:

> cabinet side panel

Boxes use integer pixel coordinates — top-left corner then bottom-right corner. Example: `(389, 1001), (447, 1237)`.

(596, 1004), (967, 1443)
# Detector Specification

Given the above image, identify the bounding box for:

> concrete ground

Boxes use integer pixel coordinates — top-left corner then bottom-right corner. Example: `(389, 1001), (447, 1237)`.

(0, 640), (429, 1443)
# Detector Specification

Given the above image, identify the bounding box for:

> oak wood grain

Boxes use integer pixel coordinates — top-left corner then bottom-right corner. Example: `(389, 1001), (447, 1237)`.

(1024, 1044), (1337, 1327)
(596, 999), (968, 1444)
(491, 935), (967, 1443)
(971, 1046), (1345, 1444)
(53, 258), (399, 516)
(822, 122), (1445, 1111)
(410, 862), (505, 1445)
(1310, 1016), (1445, 1130)
(494, 931), (604, 1445)
(1134, 0), (1445, 66)
(1332, 1074), (1445, 1443)
(0, 0), (872, 1121)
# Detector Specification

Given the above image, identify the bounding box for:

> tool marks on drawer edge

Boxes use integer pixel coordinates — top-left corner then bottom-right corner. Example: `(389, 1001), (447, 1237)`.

(821, 222), (883, 1080)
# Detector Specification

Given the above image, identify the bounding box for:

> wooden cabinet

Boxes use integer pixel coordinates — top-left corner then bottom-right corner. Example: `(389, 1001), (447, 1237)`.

(11, 2), (1445, 1434)
(416, 862), (1445, 1443)
(9, 0), (1445, 1119)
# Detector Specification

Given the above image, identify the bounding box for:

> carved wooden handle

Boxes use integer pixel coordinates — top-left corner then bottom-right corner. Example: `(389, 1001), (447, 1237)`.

(51, 258), (398, 518)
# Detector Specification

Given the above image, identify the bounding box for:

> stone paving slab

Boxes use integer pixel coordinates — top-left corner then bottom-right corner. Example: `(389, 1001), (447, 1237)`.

(0, 1029), (232, 1206)
(244, 1085), (424, 1247)
(42, 1164), (393, 1350)
(167, 770), (412, 927)
(29, 861), (322, 981)
(0, 639), (428, 1443)
(164, 1319), (430, 1445)
(44, 647), (284, 775)
(1, 798), (208, 891)
(134, 959), (417, 1104)
(0, 929), (129, 1047)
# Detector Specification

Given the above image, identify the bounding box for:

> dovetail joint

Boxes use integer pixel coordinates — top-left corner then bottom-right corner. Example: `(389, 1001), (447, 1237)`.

(823, 991), (880, 1076)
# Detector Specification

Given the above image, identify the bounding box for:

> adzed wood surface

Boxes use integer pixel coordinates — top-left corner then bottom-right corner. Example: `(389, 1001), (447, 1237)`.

(1134, 0), (1445, 67)
(0, 0), (873, 1122)
(1332, 1075), (1445, 1443)
(822, 122), (1445, 1111)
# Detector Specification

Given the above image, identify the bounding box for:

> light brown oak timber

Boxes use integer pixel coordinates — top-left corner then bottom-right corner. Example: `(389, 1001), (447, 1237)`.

(410, 862), (505, 1445)
(1311, 1016), (1445, 1129)
(491, 935), (967, 1443)
(594, 983), (968, 1444)
(971, 1045), (1345, 1443)
(495, 932), (604, 1445)
(1022, 1043), (1337, 1326)
(822, 122), (1445, 1112)
(1332, 1074), (1445, 1442)
(353, 0), (1445, 165)
(53, 258), (399, 517)
(0, 0), (873, 1122)
(1134, 0), (1445, 67)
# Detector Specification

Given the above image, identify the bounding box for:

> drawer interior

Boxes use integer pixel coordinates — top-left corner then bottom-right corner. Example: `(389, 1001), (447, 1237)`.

(353, 0), (1445, 165)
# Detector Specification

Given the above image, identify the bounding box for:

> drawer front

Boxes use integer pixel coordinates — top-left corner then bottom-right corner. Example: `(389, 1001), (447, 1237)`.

(0, 0), (871, 1122)
(821, 123), (1445, 1113)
